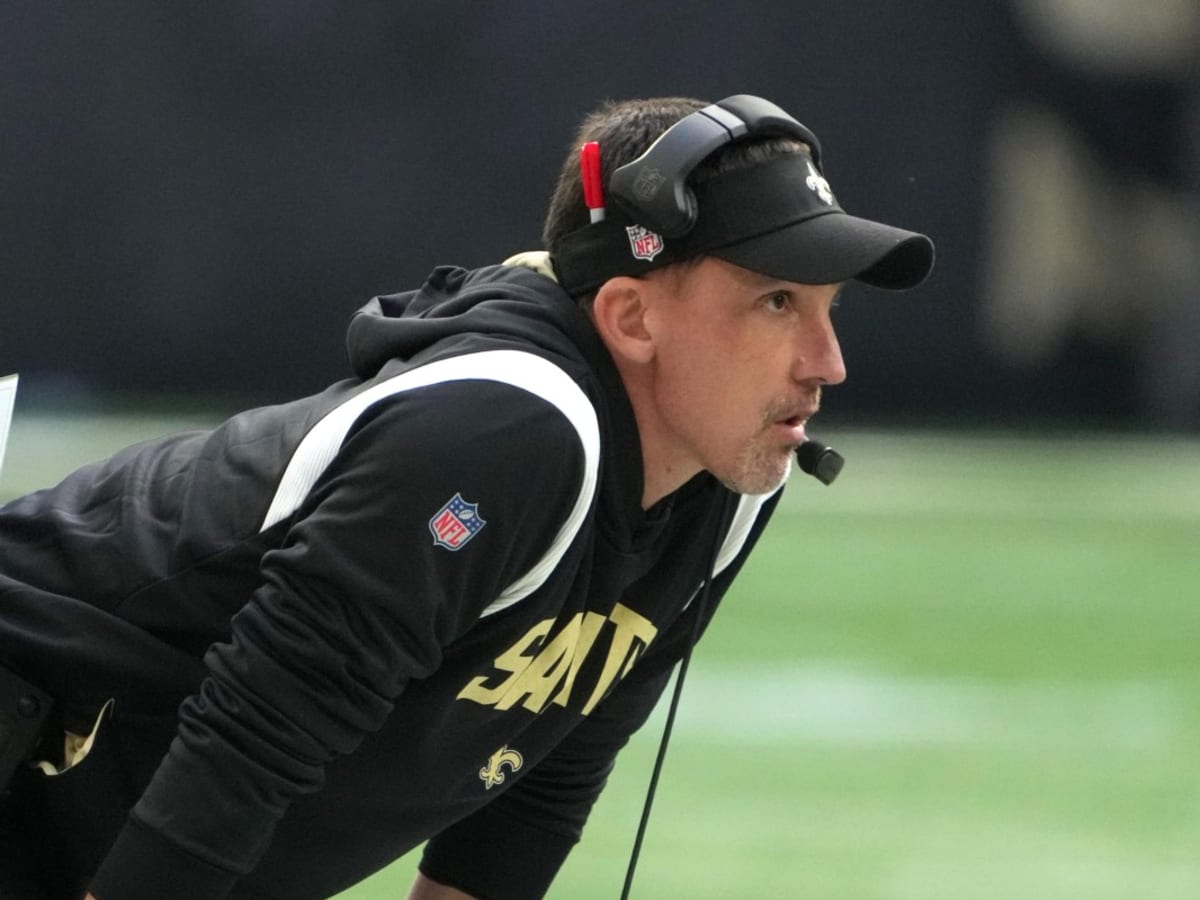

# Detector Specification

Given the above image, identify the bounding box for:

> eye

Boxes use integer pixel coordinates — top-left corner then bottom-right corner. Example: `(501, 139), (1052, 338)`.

(763, 291), (792, 312)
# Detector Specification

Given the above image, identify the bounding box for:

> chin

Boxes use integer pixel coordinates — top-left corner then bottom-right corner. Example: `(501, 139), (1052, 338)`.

(718, 450), (793, 496)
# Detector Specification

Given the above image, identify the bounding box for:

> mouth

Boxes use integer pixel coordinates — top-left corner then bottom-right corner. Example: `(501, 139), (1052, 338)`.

(774, 412), (812, 445)
(766, 392), (820, 445)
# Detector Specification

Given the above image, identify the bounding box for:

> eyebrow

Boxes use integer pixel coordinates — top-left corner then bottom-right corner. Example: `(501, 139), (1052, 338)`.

(733, 266), (846, 299)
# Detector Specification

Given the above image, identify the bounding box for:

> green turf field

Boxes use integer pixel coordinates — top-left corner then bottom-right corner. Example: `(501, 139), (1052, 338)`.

(3, 415), (1198, 899)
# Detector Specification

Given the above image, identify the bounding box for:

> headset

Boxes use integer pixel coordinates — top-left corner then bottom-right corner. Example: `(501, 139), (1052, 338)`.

(553, 94), (830, 299)
(607, 93), (824, 237)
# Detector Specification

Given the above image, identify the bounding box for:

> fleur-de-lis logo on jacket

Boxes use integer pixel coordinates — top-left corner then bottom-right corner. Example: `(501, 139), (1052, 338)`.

(479, 745), (524, 790)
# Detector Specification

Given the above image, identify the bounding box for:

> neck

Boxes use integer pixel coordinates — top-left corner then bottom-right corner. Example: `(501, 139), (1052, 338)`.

(641, 466), (699, 510)
(639, 432), (700, 509)
(619, 368), (702, 510)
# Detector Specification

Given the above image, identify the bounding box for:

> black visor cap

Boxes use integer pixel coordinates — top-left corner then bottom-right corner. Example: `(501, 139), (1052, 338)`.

(709, 209), (935, 290)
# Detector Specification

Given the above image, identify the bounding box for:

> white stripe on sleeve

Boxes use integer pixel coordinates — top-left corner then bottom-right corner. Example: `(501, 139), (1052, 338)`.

(259, 349), (600, 616)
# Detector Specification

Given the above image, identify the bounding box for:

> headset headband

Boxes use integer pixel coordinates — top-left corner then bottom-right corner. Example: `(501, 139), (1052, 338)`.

(607, 94), (822, 238)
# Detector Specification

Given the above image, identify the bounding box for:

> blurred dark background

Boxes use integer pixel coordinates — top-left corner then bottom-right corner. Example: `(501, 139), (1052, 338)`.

(3, 0), (1197, 429)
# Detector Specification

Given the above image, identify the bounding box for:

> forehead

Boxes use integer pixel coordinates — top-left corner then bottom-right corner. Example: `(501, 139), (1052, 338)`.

(667, 256), (842, 297)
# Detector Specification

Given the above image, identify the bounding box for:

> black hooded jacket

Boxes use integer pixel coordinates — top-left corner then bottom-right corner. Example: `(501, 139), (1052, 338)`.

(0, 259), (782, 900)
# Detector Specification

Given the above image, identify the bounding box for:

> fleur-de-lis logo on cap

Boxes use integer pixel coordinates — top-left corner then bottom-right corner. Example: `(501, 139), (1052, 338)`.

(805, 160), (835, 206)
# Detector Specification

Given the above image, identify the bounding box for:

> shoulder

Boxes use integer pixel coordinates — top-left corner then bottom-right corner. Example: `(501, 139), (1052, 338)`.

(262, 349), (600, 533)
(357, 348), (599, 471)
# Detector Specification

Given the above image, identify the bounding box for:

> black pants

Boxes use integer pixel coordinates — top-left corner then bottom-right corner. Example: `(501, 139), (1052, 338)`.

(0, 768), (76, 899)
(0, 706), (159, 900)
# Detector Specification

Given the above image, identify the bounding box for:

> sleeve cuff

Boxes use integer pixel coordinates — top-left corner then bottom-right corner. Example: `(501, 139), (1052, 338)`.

(89, 817), (240, 900)
(419, 804), (578, 900)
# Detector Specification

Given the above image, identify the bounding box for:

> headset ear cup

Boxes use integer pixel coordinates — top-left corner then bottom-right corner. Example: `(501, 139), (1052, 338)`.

(679, 189), (698, 236)
(609, 110), (733, 236)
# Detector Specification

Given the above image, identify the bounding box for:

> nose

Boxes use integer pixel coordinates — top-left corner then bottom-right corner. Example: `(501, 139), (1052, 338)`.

(795, 313), (847, 386)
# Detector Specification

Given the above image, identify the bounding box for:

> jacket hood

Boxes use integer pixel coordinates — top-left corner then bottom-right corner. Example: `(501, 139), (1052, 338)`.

(347, 261), (595, 380)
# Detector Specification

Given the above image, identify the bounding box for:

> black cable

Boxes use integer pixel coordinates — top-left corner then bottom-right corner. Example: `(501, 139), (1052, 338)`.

(619, 495), (730, 899)
(619, 445), (840, 896)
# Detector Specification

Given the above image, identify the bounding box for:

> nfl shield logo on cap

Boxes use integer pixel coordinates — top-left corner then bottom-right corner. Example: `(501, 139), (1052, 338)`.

(625, 224), (664, 262)
(429, 492), (487, 551)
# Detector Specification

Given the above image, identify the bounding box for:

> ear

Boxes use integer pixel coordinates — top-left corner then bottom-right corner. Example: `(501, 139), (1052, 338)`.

(589, 277), (656, 365)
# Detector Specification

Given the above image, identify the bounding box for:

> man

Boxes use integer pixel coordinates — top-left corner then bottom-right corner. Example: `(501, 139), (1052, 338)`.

(0, 94), (932, 899)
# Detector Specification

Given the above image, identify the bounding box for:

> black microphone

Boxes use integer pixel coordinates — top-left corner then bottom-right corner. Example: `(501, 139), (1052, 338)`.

(795, 439), (844, 486)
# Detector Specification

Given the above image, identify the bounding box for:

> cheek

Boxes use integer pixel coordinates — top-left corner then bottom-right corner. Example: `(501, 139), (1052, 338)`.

(651, 316), (773, 421)
(666, 353), (761, 430)
(659, 336), (733, 397)
(651, 343), (727, 434)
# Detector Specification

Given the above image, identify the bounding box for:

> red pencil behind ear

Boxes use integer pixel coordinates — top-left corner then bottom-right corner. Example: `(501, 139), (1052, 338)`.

(580, 141), (605, 223)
